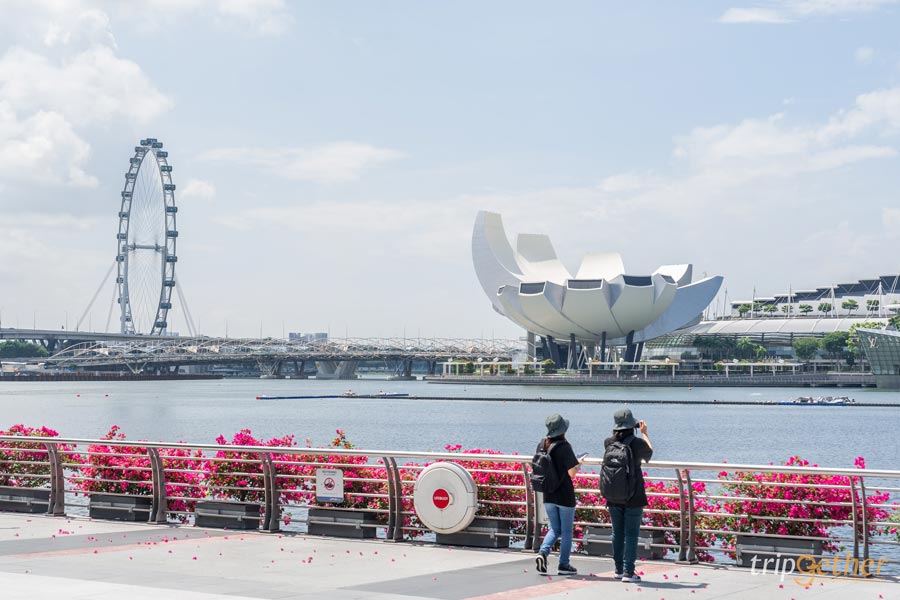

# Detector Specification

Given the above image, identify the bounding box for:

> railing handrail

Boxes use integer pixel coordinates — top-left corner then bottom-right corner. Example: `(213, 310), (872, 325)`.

(3, 435), (900, 478)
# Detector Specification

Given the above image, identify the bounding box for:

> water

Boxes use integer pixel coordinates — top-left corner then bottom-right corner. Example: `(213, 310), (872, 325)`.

(1, 378), (899, 469)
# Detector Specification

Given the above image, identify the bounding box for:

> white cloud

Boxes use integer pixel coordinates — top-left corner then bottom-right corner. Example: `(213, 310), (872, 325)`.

(202, 143), (405, 183)
(109, 0), (293, 36)
(673, 111), (896, 177)
(0, 103), (98, 187)
(855, 46), (876, 64)
(180, 179), (217, 202)
(0, 46), (170, 127)
(720, 0), (898, 23)
(0, 2), (171, 190)
(720, 8), (791, 24)
(214, 0), (293, 36)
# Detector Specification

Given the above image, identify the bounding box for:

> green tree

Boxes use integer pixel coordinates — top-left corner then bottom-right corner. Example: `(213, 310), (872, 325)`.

(866, 299), (880, 315)
(0, 341), (49, 359)
(841, 299), (858, 316)
(763, 304), (778, 316)
(818, 302), (833, 315)
(737, 304), (751, 318)
(694, 336), (737, 361)
(799, 304), (813, 316)
(792, 337), (820, 361)
(735, 336), (766, 360)
(821, 331), (850, 358)
(781, 304), (793, 315)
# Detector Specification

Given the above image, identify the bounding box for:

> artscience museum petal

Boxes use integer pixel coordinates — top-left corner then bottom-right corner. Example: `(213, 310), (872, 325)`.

(472, 210), (723, 362)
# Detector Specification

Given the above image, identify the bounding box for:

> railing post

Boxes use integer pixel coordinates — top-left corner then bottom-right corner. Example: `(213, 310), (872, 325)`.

(148, 448), (167, 524)
(261, 453), (280, 532)
(858, 476), (870, 563)
(849, 476), (860, 560)
(676, 469), (698, 564)
(382, 457), (403, 541)
(521, 463), (534, 552)
(44, 442), (65, 517)
(675, 468), (687, 562)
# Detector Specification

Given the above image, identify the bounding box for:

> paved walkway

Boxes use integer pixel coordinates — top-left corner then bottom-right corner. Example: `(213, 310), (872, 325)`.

(0, 514), (897, 600)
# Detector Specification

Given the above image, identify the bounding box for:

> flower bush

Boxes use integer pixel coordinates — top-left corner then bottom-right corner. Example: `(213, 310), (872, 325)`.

(441, 444), (527, 535)
(0, 424), (71, 488)
(205, 429), (389, 526)
(75, 426), (204, 520)
(715, 456), (891, 553)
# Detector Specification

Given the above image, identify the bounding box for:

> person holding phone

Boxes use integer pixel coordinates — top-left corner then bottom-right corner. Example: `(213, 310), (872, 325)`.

(602, 408), (653, 584)
(535, 414), (584, 577)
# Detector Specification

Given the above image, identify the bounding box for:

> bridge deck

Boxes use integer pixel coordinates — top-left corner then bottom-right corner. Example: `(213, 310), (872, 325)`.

(1, 514), (895, 600)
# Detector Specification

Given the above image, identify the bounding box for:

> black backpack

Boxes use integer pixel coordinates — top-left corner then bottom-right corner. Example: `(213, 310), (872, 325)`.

(530, 438), (561, 493)
(600, 435), (636, 504)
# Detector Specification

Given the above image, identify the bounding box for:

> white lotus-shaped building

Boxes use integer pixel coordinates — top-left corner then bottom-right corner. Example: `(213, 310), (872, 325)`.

(472, 211), (723, 360)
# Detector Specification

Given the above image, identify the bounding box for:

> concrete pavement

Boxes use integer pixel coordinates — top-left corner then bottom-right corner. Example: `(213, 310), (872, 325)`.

(0, 513), (896, 600)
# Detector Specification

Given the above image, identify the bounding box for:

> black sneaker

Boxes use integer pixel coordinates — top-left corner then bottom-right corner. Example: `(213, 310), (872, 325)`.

(535, 552), (548, 575)
(622, 573), (642, 583)
(557, 563), (578, 576)
(614, 571), (624, 580)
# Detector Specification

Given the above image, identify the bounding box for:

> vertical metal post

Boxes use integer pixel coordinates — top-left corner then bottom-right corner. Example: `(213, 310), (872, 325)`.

(382, 457), (395, 540)
(682, 469), (698, 563)
(148, 448), (168, 524)
(849, 476), (860, 560)
(521, 463), (534, 552)
(858, 477), (870, 562)
(261, 453), (280, 532)
(392, 459), (405, 540)
(675, 469), (688, 562)
(383, 457), (403, 541)
(44, 442), (65, 517)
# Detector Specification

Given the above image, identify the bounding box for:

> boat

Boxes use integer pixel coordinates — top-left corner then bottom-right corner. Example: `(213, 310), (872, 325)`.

(777, 396), (856, 406)
(376, 390), (410, 398)
(341, 390), (358, 398)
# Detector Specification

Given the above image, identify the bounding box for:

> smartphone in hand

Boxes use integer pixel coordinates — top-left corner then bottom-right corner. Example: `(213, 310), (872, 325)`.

(577, 452), (589, 461)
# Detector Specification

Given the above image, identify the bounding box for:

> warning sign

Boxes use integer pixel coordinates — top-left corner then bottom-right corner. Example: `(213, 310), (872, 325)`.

(316, 468), (344, 503)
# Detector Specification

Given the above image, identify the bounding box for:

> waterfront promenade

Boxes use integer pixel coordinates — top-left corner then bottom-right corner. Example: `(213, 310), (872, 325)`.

(1, 513), (896, 600)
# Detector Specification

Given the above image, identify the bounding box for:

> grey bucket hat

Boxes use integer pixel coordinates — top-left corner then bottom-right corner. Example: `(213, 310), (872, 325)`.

(545, 413), (569, 438)
(613, 407), (639, 431)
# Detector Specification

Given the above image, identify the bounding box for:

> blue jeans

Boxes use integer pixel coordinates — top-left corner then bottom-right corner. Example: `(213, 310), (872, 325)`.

(609, 504), (643, 575)
(540, 503), (575, 565)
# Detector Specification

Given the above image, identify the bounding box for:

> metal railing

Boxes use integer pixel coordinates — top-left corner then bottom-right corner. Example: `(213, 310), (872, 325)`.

(1, 434), (898, 570)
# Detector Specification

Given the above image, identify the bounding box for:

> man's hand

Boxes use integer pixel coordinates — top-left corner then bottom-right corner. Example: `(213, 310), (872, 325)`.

(638, 420), (648, 435)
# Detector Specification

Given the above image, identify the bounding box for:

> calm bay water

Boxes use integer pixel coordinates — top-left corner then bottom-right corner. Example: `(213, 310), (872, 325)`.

(1, 379), (899, 469)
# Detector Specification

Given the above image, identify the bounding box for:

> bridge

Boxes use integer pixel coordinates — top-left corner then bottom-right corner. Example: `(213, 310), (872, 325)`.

(0, 327), (158, 352)
(42, 336), (525, 379)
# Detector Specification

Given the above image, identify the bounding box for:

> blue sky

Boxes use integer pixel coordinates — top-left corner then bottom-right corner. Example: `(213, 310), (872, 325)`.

(2, 1), (900, 338)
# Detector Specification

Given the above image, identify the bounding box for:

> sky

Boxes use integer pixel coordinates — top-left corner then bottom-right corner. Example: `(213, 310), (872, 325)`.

(1, 0), (900, 339)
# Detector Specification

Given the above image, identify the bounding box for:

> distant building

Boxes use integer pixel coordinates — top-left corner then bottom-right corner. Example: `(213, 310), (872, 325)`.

(288, 332), (328, 343)
(472, 211), (722, 366)
(857, 328), (900, 388)
(729, 275), (900, 318)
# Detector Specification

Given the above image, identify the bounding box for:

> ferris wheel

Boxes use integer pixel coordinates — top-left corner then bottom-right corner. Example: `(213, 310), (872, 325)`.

(115, 138), (178, 335)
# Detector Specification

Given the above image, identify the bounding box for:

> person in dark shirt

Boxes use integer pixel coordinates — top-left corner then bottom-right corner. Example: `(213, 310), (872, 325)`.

(603, 407), (654, 584)
(535, 413), (583, 577)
